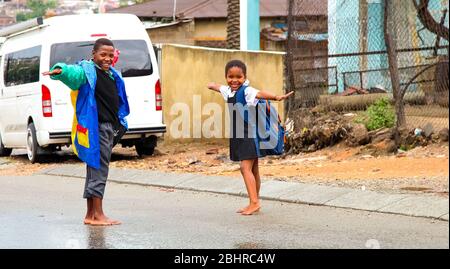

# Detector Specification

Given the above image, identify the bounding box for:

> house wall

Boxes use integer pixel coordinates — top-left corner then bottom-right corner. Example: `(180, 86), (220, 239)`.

(391, 0), (449, 96)
(366, 0), (388, 89)
(328, 0), (360, 92)
(329, 0), (449, 93)
(161, 44), (285, 140)
(194, 18), (282, 39)
(149, 18), (291, 50)
(194, 19), (227, 39)
(391, 0), (449, 65)
(146, 21), (196, 45)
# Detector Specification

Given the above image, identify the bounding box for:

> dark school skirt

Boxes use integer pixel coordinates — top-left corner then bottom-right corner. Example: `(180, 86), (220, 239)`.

(227, 95), (258, 161)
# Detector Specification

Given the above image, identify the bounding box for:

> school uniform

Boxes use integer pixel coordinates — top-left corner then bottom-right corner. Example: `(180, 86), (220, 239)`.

(219, 80), (261, 161)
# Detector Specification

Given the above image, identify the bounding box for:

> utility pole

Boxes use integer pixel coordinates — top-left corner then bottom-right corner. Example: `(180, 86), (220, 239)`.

(240, 0), (260, 50)
(173, 0), (177, 21)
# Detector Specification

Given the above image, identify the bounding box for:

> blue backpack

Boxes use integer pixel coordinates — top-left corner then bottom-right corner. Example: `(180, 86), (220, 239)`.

(235, 85), (285, 157)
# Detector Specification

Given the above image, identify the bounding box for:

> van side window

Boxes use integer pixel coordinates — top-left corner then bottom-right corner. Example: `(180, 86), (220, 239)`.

(50, 40), (152, 78)
(4, 46), (41, 86)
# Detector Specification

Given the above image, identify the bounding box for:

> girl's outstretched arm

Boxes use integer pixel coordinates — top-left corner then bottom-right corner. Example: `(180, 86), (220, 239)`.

(207, 82), (222, 92)
(256, 90), (294, 101)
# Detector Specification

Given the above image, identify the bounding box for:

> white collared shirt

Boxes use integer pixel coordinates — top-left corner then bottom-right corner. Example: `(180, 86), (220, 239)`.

(218, 80), (260, 106)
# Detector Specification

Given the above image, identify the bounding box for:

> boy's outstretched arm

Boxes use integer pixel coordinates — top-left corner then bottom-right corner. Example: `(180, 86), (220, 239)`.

(42, 63), (86, 91)
(42, 69), (62, 76)
(207, 82), (222, 93)
(257, 90), (294, 101)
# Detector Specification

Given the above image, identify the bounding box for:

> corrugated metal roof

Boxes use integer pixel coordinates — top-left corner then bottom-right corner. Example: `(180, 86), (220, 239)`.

(108, 0), (327, 19)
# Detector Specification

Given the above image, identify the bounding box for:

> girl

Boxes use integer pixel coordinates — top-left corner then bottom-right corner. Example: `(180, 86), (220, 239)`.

(207, 60), (293, 216)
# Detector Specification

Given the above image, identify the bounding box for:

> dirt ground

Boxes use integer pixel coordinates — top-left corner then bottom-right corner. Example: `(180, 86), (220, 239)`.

(0, 139), (448, 197)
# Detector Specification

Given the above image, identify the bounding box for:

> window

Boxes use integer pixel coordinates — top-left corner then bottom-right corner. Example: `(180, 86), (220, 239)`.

(50, 40), (153, 77)
(4, 46), (41, 86)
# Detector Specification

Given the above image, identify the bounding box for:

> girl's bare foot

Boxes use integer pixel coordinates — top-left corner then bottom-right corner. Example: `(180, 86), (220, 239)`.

(241, 204), (260, 216)
(236, 206), (249, 213)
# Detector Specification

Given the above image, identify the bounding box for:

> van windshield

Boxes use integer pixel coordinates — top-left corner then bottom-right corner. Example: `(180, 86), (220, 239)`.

(50, 40), (153, 77)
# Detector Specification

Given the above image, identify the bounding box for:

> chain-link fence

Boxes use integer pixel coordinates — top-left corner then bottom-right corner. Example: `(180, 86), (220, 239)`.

(285, 0), (448, 152)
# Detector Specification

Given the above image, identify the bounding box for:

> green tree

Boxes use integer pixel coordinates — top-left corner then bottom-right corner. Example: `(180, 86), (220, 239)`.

(16, 0), (57, 22)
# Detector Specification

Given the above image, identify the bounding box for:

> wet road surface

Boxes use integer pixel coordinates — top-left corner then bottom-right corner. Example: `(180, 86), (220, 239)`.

(0, 175), (448, 248)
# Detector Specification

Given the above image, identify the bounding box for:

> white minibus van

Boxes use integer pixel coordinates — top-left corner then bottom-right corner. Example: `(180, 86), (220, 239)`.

(0, 14), (166, 163)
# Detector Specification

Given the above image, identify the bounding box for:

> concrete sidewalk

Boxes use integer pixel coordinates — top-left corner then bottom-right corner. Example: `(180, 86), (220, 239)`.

(39, 164), (449, 221)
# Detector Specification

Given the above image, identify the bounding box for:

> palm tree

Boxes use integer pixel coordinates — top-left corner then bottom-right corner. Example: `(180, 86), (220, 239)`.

(226, 0), (240, 49)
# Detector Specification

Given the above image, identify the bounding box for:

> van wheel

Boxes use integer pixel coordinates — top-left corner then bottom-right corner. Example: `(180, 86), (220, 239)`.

(135, 136), (157, 157)
(135, 143), (155, 157)
(0, 132), (12, 157)
(26, 123), (41, 163)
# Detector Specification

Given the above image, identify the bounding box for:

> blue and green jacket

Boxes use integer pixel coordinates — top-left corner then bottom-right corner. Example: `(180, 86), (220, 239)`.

(50, 60), (130, 169)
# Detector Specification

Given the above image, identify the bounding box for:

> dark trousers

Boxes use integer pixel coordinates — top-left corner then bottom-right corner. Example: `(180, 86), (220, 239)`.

(83, 122), (114, 199)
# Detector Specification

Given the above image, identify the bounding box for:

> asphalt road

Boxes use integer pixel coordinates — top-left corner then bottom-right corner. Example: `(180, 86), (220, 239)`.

(0, 174), (448, 249)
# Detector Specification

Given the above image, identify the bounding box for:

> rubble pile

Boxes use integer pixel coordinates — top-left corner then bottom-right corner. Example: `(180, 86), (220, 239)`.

(285, 108), (449, 155)
(285, 109), (351, 154)
(397, 126), (449, 150)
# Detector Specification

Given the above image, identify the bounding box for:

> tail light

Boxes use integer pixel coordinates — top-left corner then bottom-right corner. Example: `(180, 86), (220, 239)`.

(155, 79), (162, 111)
(42, 84), (53, 117)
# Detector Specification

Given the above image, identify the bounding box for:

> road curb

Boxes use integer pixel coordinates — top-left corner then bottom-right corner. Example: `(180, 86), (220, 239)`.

(39, 164), (449, 221)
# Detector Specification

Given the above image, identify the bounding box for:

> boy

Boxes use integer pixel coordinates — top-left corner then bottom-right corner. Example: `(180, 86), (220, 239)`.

(43, 38), (130, 226)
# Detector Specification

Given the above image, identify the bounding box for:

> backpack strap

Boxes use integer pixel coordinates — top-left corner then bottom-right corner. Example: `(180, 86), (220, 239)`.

(234, 85), (252, 124)
(235, 85), (247, 107)
(265, 99), (282, 124)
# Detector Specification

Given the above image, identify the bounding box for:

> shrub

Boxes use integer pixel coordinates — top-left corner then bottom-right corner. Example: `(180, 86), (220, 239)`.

(355, 98), (396, 131)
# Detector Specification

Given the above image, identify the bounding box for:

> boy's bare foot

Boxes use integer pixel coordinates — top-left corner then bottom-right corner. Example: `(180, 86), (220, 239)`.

(240, 204), (261, 216)
(83, 218), (93, 225)
(89, 215), (121, 226)
(106, 218), (121, 225)
(89, 219), (113, 226)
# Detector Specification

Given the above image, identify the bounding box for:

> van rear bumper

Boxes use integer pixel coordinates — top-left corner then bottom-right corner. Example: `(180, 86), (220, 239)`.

(126, 126), (166, 135)
(49, 126), (167, 139)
